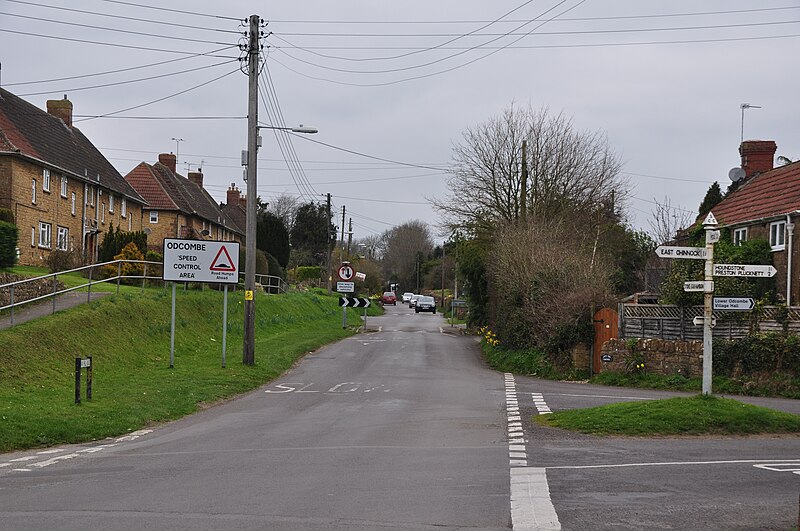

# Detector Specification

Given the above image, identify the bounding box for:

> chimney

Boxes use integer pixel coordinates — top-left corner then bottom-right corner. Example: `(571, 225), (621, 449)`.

(158, 153), (177, 173)
(739, 140), (777, 178)
(187, 170), (204, 189)
(226, 183), (240, 206)
(46, 95), (73, 127)
(239, 195), (247, 209)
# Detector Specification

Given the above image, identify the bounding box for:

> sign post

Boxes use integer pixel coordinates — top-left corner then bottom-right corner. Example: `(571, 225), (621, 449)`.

(74, 357), (92, 404)
(337, 262), (355, 328)
(162, 239), (240, 367)
(701, 212), (717, 395)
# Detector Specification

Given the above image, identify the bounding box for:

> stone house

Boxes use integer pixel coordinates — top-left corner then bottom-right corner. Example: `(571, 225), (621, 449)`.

(123, 154), (243, 253)
(0, 88), (147, 266)
(710, 140), (800, 305)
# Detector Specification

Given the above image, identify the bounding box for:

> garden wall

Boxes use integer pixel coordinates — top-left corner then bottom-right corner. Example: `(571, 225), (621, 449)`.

(600, 338), (703, 377)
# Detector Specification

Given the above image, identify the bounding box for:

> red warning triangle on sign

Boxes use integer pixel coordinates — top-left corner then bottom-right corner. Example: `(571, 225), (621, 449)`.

(210, 246), (236, 272)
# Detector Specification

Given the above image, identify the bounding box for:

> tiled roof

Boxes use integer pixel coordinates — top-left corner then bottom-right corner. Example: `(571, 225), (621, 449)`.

(711, 161), (800, 226)
(125, 161), (243, 236)
(0, 88), (145, 204)
(221, 203), (246, 234)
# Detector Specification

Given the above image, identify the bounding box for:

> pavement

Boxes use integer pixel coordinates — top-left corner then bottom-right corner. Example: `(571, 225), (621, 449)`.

(0, 290), (111, 330)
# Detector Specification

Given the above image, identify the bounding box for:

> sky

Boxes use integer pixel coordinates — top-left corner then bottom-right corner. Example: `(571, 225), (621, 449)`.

(2, 0), (798, 244)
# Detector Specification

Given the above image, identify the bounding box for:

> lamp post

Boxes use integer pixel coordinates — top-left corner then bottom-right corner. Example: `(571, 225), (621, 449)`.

(242, 124), (317, 365)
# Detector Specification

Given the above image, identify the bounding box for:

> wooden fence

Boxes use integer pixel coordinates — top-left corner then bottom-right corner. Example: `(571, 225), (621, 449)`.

(619, 303), (800, 341)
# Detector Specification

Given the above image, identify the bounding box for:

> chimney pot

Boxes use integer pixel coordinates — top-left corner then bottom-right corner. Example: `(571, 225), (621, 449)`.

(158, 153), (177, 173)
(739, 140), (777, 178)
(46, 96), (73, 127)
(226, 183), (240, 206)
(187, 170), (204, 189)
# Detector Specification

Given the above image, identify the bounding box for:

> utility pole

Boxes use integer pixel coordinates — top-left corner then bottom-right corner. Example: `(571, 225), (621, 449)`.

(347, 217), (353, 255)
(520, 140), (527, 220)
(242, 14), (260, 366)
(441, 243), (445, 308)
(326, 193), (332, 294)
(339, 205), (346, 261)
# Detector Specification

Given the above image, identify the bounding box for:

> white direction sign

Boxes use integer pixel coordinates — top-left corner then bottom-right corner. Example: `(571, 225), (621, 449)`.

(713, 297), (755, 311)
(706, 230), (721, 244)
(163, 239), (240, 283)
(684, 281), (714, 293)
(336, 281), (355, 293)
(655, 246), (708, 260)
(712, 264), (777, 277)
(692, 316), (717, 327)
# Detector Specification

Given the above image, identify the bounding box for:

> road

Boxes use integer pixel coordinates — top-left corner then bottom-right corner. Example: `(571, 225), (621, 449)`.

(1, 303), (798, 530)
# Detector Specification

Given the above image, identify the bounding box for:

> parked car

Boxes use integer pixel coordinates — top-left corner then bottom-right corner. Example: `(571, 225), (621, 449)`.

(409, 294), (421, 308)
(381, 291), (397, 305)
(402, 292), (414, 303)
(415, 296), (436, 313)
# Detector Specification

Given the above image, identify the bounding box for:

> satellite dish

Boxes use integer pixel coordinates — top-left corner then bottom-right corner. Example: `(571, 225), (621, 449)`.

(728, 167), (745, 182)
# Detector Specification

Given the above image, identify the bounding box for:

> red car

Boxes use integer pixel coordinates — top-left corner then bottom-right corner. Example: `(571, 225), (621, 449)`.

(381, 291), (397, 305)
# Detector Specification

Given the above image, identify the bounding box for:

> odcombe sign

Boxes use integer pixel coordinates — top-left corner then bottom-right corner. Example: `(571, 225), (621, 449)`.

(162, 238), (240, 284)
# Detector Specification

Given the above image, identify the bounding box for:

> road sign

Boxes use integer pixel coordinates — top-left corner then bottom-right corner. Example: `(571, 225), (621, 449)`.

(339, 297), (371, 308)
(162, 239), (240, 283)
(337, 263), (355, 281)
(692, 316), (717, 327)
(703, 212), (718, 225)
(712, 264), (777, 277)
(355, 272), (366, 281)
(655, 246), (708, 259)
(713, 297), (755, 311)
(336, 281), (355, 293)
(684, 281), (714, 292)
(706, 229), (721, 244)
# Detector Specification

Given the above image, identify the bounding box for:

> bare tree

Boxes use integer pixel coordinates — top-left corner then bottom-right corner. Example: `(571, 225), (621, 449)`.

(267, 194), (300, 234)
(648, 196), (694, 245)
(382, 220), (433, 291)
(434, 103), (626, 233)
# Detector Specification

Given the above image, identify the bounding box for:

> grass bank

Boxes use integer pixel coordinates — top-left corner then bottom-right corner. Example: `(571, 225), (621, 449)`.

(536, 395), (800, 436)
(0, 287), (380, 452)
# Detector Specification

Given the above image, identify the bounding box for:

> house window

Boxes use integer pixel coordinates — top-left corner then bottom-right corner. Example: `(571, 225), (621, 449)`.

(101, 203), (106, 224)
(149, 210), (159, 224)
(733, 227), (747, 246)
(57, 226), (69, 251)
(43, 169), (51, 192)
(61, 176), (68, 197)
(109, 195), (114, 213)
(90, 186), (95, 207)
(38, 222), (52, 249)
(32, 179), (37, 204)
(71, 192), (76, 216)
(31, 227), (35, 247)
(121, 198), (127, 218)
(770, 221), (786, 251)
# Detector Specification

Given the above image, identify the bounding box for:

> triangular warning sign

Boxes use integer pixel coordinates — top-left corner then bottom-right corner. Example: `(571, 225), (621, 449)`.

(703, 211), (718, 226)
(210, 246), (236, 272)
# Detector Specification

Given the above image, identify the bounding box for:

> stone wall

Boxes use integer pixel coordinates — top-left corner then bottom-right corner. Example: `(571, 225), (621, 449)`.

(0, 273), (65, 306)
(600, 338), (703, 377)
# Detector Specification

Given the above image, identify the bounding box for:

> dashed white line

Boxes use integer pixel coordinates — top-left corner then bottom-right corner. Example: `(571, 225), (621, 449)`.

(511, 467), (561, 530)
(532, 393), (552, 415)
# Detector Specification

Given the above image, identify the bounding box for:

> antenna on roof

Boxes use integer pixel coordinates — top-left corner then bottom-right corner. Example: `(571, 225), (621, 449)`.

(728, 167), (745, 182)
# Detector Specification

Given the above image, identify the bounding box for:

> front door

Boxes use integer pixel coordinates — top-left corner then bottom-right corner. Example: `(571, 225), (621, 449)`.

(593, 307), (619, 373)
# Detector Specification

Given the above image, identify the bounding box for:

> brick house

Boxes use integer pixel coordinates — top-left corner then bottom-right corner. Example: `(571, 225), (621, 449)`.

(123, 154), (243, 252)
(220, 183), (247, 234)
(709, 140), (800, 305)
(0, 88), (147, 266)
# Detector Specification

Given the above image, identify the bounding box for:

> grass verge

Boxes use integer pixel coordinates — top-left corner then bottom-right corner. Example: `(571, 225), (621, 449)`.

(0, 287), (380, 452)
(535, 395), (800, 436)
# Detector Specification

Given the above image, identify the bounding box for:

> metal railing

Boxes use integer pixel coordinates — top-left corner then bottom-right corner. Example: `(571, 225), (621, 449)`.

(0, 260), (289, 327)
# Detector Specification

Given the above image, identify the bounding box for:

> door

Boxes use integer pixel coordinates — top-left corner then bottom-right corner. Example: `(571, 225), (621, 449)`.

(593, 307), (619, 373)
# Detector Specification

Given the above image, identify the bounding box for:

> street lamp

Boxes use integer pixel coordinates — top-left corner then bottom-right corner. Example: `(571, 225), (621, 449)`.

(242, 123), (317, 365)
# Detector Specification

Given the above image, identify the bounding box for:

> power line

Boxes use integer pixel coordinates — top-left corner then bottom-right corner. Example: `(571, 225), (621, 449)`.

(4, 45), (236, 87)
(73, 68), (240, 122)
(17, 59), (237, 97)
(5, 0), (240, 34)
(97, 0), (240, 21)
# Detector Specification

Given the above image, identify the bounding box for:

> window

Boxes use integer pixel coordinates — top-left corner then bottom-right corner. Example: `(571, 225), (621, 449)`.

(733, 227), (747, 246)
(121, 198), (127, 218)
(31, 227), (35, 247)
(770, 221), (786, 250)
(57, 226), (69, 251)
(61, 176), (68, 197)
(31, 179), (37, 204)
(43, 168), (51, 192)
(101, 203), (106, 224)
(71, 192), (76, 215)
(149, 210), (159, 223)
(38, 222), (52, 249)
(90, 186), (95, 206)
(109, 194), (114, 213)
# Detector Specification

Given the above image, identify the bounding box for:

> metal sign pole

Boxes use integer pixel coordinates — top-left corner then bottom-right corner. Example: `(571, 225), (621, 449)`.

(342, 305), (347, 329)
(222, 285), (228, 368)
(170, 282), (176, 369)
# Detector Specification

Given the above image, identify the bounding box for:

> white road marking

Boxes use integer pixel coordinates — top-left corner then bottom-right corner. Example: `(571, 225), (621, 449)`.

(532, 393), (552, 415)
(36, 448), (65, 455)
(10, 456), (37, 462)
(115, 429), (152, 442)
(753, 463), (800, 473)
(0, 463), (10, 468)
(510, 467), (561, 530)
(549, 459), (800, 470)
(32, 453), (79, 468)
(12, 469), (32, 472)
(549, 393), (653, 401)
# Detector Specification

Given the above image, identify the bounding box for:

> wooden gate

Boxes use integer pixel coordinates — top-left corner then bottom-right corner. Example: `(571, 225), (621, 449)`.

(593, 307), (619, 373)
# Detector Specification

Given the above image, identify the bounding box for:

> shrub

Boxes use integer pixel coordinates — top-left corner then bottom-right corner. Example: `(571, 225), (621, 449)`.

(294, 266), (322, 283)
(0, 208), (15, 224)
(45, 250), (76, 273)
(0, 220), (18, 268)
(98, 224), (147, 263)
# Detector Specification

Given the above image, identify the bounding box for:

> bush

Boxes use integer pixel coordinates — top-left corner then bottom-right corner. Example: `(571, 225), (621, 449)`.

(294, 266), (322, 283)
(98, 224), (147, 263)
(714, 332), (800, 376)
(45, 250), (76, 273)
(0, 208), (15, 224)
(0, 220), (18, 268)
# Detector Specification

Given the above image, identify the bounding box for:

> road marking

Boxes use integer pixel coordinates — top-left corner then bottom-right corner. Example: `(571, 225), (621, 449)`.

(549, 393), (653, 401)
(510, 467), (561, 530)
(32, 453), (79, 468)
(532, 393), (552, 415)
(10, 456), (37, 462)
(36, 448), (66, 455)
(12, 469), (31, 472)
(753, 463), (800, 474)
(504, 374), (527, 469)
(548, 459), (800, 470)
(115, 429), (153, 442)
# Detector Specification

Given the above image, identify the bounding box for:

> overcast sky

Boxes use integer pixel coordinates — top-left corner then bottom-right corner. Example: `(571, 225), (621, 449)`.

(2, 0), (798, 243)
